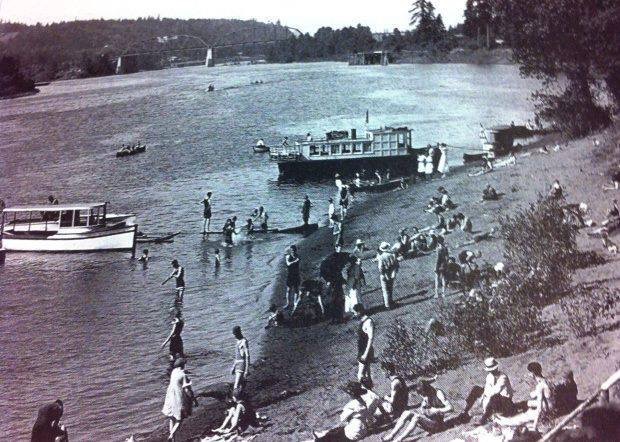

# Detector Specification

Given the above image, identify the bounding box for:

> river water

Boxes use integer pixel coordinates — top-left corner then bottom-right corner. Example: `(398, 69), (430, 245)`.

(0, 62), (537, 440)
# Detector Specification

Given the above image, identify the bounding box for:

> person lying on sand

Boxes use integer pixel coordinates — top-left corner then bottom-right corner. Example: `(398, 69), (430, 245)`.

(360, 378), (391, 425)
(458, 250), (481, 271)
(602, 167), (620, 191)
(382, 376), (453, 442)
(602, 231), (619, 254)
(265, 304), (285, 329)
(549, 179), (563, 199)
(482, 184), (499, 201)
(458, 228), (497, 247)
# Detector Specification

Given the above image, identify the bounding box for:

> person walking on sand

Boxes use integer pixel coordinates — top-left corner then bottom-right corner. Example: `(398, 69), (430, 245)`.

(328, 198), (336, 227)
(162, 357), (198, 442)
(284, 245), (301, 309)
(333, 214), (344, 248)
(346, 256), (366, 315)
(354, 304), (375, 388)
(302, 195), (312, 226)
(376, 242), (398, 310)
(434, 236), (449, 298)
(162, 260), (186, 300)
(161, 311), (185, 361)
(201, 191), (213, 234)
(340, 184), (350, 219)
(231, 326), (250, 392)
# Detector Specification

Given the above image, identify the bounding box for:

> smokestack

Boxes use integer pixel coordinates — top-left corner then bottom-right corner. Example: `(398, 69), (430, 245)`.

(351, 128), (357, 139)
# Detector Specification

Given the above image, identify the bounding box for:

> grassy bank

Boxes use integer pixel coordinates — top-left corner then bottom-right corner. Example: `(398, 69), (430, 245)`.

(142, 122), (620, 441)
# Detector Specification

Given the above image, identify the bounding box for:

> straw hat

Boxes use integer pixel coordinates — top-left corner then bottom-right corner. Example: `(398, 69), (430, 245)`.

(355, 239), (365, 246)
(484, 357), (499, 371)
(379, 241), (391, 252)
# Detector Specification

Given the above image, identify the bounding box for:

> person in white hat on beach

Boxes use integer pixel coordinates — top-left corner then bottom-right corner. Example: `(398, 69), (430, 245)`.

(376, 241), (399, 309)
(462, 357), (515, 425)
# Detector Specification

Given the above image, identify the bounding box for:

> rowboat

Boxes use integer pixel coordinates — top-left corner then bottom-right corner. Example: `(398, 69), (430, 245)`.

(351, 178), (409, 193)
(1, 202), (138, 252)
(253, 145), (270, 153)
(136, 231), (181, 243)
(205, 223), (319, 236)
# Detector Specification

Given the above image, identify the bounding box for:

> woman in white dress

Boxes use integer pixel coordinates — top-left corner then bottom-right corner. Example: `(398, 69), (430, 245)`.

(417, 154), (426, 179)
(424, 153), (434, 179)
(437, 146), (449, 175)
(162, 358), (198, 441)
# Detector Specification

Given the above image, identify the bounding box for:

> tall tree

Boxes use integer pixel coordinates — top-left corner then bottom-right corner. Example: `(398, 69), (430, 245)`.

(409, 0), (444, 45)
(463, 0), (493, 47)
(494, 0), (617, 137)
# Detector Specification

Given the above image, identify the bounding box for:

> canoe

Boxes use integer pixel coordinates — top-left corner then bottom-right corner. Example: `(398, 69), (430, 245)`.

(136, 231), (181, 243)
(352, 178), (409, 193)
(253, 145), (270, 153)
(116, 145), (147, 157)
(206, 223), (319, 236)
(463, 152), (486, 163)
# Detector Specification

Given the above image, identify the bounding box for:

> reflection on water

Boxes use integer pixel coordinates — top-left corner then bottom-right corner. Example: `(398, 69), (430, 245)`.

(0, 62), (537, 440)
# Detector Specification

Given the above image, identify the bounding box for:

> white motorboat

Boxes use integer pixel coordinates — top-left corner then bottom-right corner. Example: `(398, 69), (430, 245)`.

(0, 202), (138, 252)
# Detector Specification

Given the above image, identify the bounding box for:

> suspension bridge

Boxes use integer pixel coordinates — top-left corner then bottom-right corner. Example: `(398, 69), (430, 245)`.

(115, 23), (301, 74)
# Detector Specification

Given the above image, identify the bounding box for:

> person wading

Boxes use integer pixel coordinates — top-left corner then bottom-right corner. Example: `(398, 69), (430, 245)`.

(201, 191), (213, 234)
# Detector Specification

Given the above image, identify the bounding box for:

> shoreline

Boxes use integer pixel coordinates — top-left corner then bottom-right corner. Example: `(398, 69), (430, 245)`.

(139, 133), (560, 441)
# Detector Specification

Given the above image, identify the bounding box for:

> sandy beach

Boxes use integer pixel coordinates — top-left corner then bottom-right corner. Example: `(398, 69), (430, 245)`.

(140, 122), (620, 442)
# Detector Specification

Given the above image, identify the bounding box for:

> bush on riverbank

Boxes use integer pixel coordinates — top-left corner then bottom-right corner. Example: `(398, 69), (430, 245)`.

(381, 320), (461, 379)
(0, 55), (36, 98)
(559, 285), (620, 338)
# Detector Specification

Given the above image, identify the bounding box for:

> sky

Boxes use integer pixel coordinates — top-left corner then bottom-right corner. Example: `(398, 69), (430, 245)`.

(0, 0), (467, 33)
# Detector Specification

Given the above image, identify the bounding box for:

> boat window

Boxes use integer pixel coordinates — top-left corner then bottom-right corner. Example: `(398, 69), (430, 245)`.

(60, 211), (74, 227)
(309, 145), (319, 156)
(321, 145), (329, 156)
(353, 142), (362, 153)
(330, 144), (340, 155)
(363, 142), (373, 153)
(342, 143), (351, 154)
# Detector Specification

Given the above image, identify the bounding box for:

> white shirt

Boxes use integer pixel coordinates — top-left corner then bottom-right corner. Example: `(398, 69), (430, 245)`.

(328, 203), (335, 217)
(335, 178), (343, 189)
(483, 371), (513, 409)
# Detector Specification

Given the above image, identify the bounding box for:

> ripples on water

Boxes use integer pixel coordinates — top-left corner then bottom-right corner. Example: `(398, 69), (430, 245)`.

(0, 62), (537, 440)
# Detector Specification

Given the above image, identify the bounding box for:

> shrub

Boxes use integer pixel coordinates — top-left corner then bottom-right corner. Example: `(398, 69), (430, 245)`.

(499, 195), (578, 305)
(559, 286), (620, 338)
(381, 320), (461, 379)
(442, 282), (544, 357)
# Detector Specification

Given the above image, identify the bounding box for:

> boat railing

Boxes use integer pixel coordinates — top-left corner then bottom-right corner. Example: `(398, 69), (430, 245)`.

(269, 144), (302, 161)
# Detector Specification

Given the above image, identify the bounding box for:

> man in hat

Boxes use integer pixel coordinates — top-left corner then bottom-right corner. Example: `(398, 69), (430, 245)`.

(376, 242), (399, 309)
(462, 357), (515, 425)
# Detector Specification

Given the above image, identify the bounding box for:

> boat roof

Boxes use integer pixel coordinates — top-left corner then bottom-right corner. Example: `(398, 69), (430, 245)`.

(3, 202), (107, 213)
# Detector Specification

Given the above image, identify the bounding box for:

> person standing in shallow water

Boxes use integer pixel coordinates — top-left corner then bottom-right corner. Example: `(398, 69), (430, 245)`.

(231, 326), (250, 392)
(201, 191), (213, 234)
(302, 195), (312, 226)
(162, 259), (186, 300)
(161, 311), (185, 361)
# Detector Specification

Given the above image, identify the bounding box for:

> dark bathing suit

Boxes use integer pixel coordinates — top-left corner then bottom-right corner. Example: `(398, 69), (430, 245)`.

(175, 267), (185, 288)
(170, 319), (184, 356)
(357, 317), (374, 361)
(203, 199), (212, 219)
(287, 255), (301, 289)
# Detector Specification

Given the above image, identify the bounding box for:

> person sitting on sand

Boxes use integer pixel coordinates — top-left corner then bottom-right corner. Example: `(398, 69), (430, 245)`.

(444, 257), (462, 286)
(494, 362), (554, 433)
(446, 214), (460, 232)
(462, 358), (516, 425)
(394, 229), (411, 258)
(458, 249), (481, 271)
(602, 167), (620, 191)
(601, 230), (618, 254)
(360, 378), (391, 424)
(293, 279), (326, 319)
(381, 362), (409, 420)
(482, 184), (499, 201)
(602, 199), (620, 227)
(438, 187), (456, 210)
(553, 370), (578, 416)
(265, 303), (285, 328)
(313, 381), (371, 441)
(549, 179), (563, 199)
(382, 376), (453, 442)
(212, 390), (263, 437)
(435, 213), (447, 232)
(457, 213), (473, 233)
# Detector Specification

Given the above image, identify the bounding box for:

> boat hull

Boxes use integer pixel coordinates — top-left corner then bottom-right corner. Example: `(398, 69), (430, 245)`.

(2, 225), (138, 252)
(253, 146), (270, 153)
(277, 154), (418, 181)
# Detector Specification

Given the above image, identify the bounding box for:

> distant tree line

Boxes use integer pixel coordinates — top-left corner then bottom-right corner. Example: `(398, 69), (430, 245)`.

(0, 18), (289, 81)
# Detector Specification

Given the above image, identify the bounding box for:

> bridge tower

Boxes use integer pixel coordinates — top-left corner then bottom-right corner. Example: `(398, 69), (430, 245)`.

(206, 47), (215, 67)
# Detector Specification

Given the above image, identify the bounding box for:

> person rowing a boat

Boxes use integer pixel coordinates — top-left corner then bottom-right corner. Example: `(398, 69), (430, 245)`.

(246, 218), (254, 234)
(302, 195), (312, 226)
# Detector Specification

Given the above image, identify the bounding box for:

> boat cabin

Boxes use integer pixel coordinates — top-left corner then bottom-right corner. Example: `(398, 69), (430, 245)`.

(271, 127), (412, 162)
(1, 202), (109, 235)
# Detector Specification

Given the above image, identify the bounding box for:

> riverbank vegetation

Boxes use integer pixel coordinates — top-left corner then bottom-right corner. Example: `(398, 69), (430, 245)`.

(0, 55), (37, 98)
